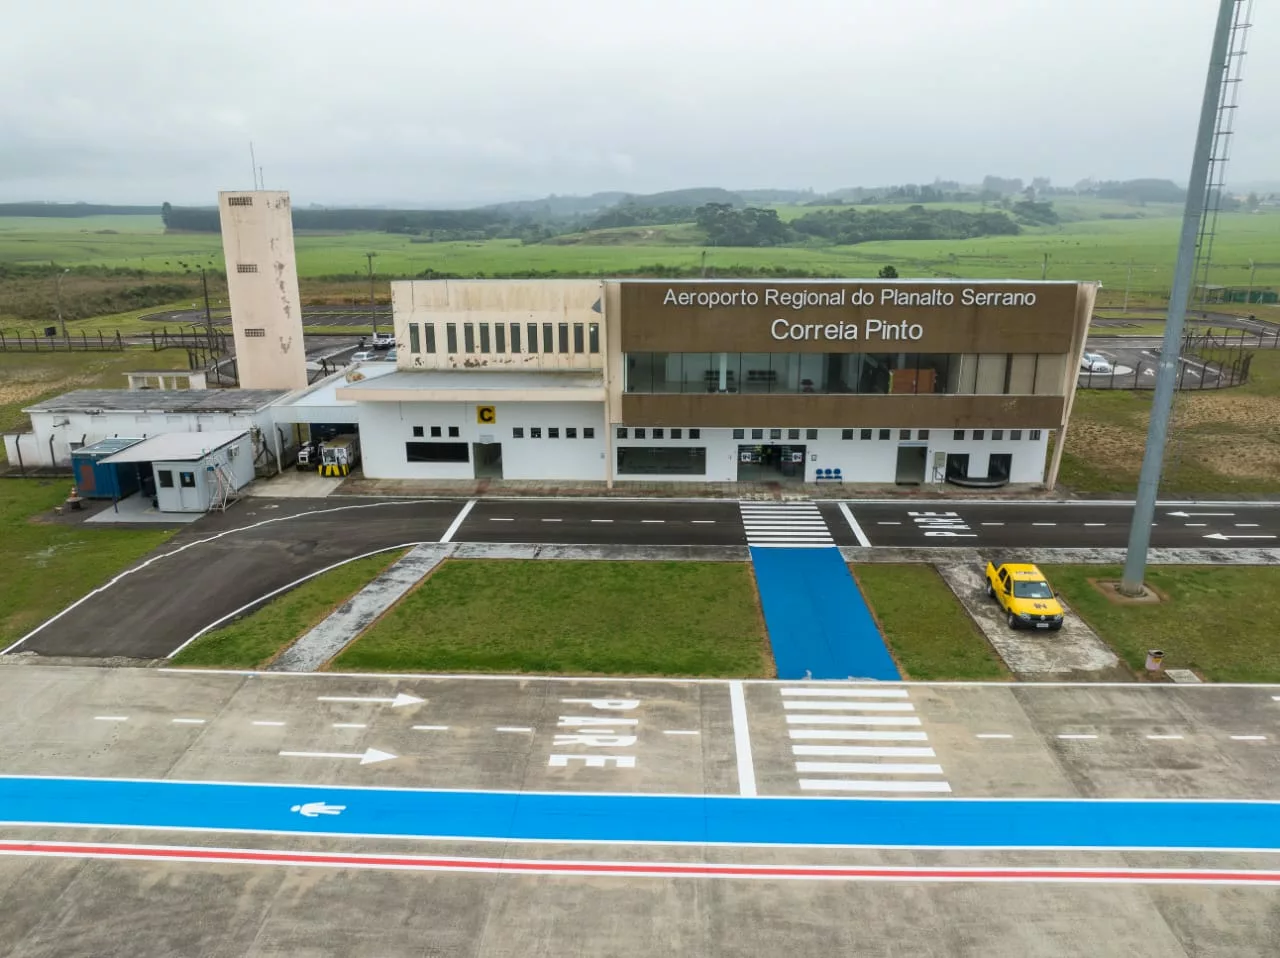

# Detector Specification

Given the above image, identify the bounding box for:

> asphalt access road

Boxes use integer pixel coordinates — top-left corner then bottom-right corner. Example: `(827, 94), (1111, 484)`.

(143, 304), (393, 327)
(829, 501), (1280, 549)
(0, 667), (1277, 957)
(12, 499), (460, 660)
(458, 498), (745, 545)
(1080, 340), (1228, 389)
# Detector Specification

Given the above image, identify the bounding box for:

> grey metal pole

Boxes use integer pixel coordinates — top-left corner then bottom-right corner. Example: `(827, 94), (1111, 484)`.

(55, 268), (70, 338)
(1120, 0), (1238, 595)
(366, 252), (377, 337)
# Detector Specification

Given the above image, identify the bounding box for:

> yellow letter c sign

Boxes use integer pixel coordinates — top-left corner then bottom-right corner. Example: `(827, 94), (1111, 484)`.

(477, 405), (496, 425)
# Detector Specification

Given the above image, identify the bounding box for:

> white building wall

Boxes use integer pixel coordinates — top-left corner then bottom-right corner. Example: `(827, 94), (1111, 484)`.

(24, 410), (276, 467)
(357, 400), (606, 481)
(219, 190), (308, 390)
(609, 426), (1050, 484)
(150, 435), (255, 513)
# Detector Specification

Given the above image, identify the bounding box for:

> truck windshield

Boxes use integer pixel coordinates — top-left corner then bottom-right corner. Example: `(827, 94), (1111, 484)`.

(1013, 580), (1054, 599)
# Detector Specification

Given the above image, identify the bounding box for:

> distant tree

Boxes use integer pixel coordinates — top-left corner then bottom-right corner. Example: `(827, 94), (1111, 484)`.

(877, 265), (899, 278)
(1246, 192), (1261, 211)
(160, 202), (172, 229)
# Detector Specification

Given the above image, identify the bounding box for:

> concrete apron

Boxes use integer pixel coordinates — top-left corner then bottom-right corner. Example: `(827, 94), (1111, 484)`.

(934, 557), (1126, 681)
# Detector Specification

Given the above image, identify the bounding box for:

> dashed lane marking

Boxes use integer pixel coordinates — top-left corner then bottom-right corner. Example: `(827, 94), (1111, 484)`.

(662, 730), (700, 736)
(792, 745), (937, 757)
(332, 723), (367, 729)
(877, 521), (901, 525)
(488, 517), (514, 522)
(93, 716), (128, 722)
(413, 725), (450, 731)
(1058, 734), (1098, 740)
(691, 520), (716, 524)
(799, 779), (952, 793)
(789, 730), (929, 741)
(590, 519), (613, 523)
(1238, 524), (1261, 528)
(540, 519), (562, 523)
(786, 714), (922, 726)
(171, 718), (205, 725)
(1230, 735), (1268, 741)
(981, 522), (1004, 526)
(975, 733), (1013, 740)
(795, 762), (944, 775)
(1033, 523), (1056, 527)
(1147, 735), (1185, 740)
(252, 721), (286, 727)
(1084, 523), (1107, 527)
(783, 700), (916, 711)
(495, 727), (533, 733)
(641, 520), (664, 524)
(779, 687), (908, 698)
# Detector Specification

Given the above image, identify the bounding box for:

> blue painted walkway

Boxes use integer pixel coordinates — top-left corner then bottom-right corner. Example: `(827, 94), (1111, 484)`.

(749, 547), (900, 680)
(0, 777), (1277, 851)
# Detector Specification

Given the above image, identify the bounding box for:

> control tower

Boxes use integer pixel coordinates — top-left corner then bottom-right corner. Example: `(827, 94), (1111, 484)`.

(218, 190), (307, 390)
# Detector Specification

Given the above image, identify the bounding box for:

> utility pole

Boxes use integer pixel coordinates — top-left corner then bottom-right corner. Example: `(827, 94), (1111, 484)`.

(1246, 258), (1256, 304)
(55, 267), (70, 338)
(201, 267), (215, 356)
(1120, 0), (1239, 596)
(365, 252), (378, 336)
(1123, 260), (1134, 313)
(1040, 253), (1049, 281)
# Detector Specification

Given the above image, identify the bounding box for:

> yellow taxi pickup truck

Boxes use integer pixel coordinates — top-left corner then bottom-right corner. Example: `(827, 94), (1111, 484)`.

(985, 561), (1065, 631)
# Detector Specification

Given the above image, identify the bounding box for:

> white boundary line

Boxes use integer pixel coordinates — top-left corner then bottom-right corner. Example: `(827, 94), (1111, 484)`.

(728, 681), (757, 797)
(153, 667), (1280, 690)
(165, 543), (424, 658)
(1, 499), (424, 656)
(0, 819), (1275, 853)
(439, 499), (477, 544)
(838, 502), (872, 548)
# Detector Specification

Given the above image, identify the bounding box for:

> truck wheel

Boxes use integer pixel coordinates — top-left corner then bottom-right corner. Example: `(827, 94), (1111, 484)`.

(1007, 612), (1019, 630)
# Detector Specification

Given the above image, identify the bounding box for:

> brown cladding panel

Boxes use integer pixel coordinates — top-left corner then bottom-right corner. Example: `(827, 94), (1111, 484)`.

(620, 393), (1066, 429)
(617, 281), (1080, 354)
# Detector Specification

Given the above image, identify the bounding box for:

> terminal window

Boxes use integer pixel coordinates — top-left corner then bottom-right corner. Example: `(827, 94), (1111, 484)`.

(953, 430), (965, 440)
(879, 429), (890, 440)
(992, 430), (1004, 440)
(752, 429), (764, 440)
(430, 426), (442, 438)
(918, 430), (930, 440)
(807, 429), (818, 440)
(479, 324), (491, 353)
(973, 430), (985, 440)
(409, 325), (421, 354)
(513, 427), (524, 438)
(567, 427), (577, 439)
(1030, 429), (1042, 440)
(617, 446), (707, 476)
(448, 426), (460, 438)
(531, 427), (542, 439)
(446, 324), (458, 353)
(584, 427), (595, 439)
(1011, 429), (1023, 440)
(861, 429), (873, 440)
(671, 428), (682, 439)
(788, 429), (800, 440)
(617, 427), (627, 439)
(842, 429), (854, 440)
(558, 323), (570, 354)
(413, 426), (424, 438)
(733, 429), (745, 440)
(425, 325), (437, 353)
(495, 324), (506, 353)
(464, 324), (476, 352)
(589, 323), (600, 353)
(406, 442), (469, 463)
(573, 323), (585, 353)
(236, 263), (258, 273)
(510, 324), (521, 353)
(226, 196), (253, 206)
(899, 429), (911, 440)
(543, 323), (554, 353)
(548, 427), (560, 439)
(653, 428), (664, 439)
(689, 429), (700, 439)
(634, 428), (646, 439)
(157, 470), (174, 488)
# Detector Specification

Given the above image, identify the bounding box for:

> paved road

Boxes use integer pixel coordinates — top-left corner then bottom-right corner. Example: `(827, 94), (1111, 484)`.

(0, 666), (1276, 957)
(144, 304), (393, 328)
(1080, 338), (1231, 389)
(8, 497), (1279, 660)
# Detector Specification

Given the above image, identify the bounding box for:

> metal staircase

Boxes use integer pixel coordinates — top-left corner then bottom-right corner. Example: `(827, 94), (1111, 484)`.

(207, 461), (240, 513)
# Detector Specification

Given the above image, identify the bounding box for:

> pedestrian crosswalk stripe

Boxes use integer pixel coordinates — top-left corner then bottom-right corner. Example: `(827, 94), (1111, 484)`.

(740, 501), (835, 548)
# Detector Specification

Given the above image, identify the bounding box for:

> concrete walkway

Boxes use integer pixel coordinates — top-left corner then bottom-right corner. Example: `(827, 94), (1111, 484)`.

(268, 544), (455, 672)
(934, 558), (1124, 680)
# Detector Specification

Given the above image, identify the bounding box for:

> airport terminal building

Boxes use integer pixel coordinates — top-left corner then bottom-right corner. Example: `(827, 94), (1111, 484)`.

(332, 278), (1095, 487)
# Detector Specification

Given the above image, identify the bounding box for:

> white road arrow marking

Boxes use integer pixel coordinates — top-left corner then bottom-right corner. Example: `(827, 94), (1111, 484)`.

(279, 747), (397, 765)
(1167, 511), (1234, 518)
(1203, 532), (1277, 541)
(290, 801), (346, 817)
(316, 693), (424, 708)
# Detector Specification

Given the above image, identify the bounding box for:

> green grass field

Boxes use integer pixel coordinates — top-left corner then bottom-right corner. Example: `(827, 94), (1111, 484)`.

(1046, 565), (1280, 682)
(0, 348), (192, 464)
(171, 549), (408, 668)
(0, 480), (175, 649)
(333, 559), (772, 677)
(4, 207), (1279, 297)
(853, 564), (1009, 680)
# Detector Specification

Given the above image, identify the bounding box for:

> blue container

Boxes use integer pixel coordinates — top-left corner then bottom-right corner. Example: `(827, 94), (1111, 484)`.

(71, 437), (145, 500)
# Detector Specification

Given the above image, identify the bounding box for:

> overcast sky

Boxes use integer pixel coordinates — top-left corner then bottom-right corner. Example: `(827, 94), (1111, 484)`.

(2, 0), (1276, 206)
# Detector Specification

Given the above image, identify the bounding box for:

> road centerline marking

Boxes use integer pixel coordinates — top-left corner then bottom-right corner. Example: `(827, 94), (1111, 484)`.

(93, 716), (128, 722)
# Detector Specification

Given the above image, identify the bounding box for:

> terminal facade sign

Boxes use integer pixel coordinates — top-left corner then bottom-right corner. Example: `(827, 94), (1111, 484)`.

(618, 280), (1082, 355)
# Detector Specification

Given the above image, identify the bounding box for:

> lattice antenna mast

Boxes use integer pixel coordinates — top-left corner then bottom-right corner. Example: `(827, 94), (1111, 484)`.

(1192, 0), (1253, 305)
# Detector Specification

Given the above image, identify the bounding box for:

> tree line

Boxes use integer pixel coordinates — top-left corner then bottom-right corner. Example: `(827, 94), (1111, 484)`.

(695, 203), (1024, 247)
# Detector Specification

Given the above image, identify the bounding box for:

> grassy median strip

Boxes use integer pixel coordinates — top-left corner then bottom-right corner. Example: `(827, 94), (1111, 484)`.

(1045, 565), (1280, 683)
(333, 559), (771, 677)
(171, 549), (409, 668)
(853, 564), (1009, 680)
(0, 480), (176, 649)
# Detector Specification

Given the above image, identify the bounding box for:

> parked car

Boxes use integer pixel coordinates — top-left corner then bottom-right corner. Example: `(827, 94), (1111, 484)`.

(370, 331), (396, 350)
(351, 350), (373, 363)
(382, 349), (398, 362)
(1080, 351), (1113, 373)
(985, 561), (1065, 631)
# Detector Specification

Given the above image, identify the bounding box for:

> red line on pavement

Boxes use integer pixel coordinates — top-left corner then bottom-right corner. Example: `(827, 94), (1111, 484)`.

(1, 840), (1279, 884)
